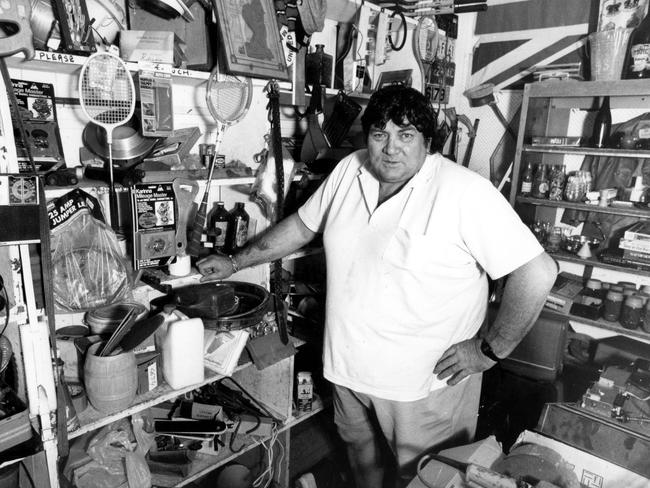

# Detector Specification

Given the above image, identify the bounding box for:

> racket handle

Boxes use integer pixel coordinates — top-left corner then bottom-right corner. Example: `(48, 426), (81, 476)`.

(109, 187), (119, 231)
(187, 206), (208, 258)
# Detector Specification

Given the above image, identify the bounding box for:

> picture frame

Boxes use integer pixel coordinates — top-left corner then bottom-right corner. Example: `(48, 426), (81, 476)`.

(375, 69), (413, 90)
(213, 0), (290, 81)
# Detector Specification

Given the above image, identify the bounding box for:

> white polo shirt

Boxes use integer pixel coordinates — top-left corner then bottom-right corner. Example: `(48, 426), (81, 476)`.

(298, 150), (543, 401)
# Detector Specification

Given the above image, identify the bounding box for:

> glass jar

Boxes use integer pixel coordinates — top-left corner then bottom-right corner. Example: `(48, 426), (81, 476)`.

(642, 302), (650, 333)
(620, 295), (644, 329)
(603, 290), (624, 321)
(564, 172), (586, 201)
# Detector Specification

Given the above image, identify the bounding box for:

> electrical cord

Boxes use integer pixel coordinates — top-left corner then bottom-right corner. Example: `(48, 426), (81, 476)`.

(387, 10), (407, 51)
(416, 453), (442, 488)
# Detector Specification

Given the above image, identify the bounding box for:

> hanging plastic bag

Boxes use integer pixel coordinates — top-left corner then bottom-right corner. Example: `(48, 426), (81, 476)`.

(48, 189), (133, 311)
(251, 134), (296, 220)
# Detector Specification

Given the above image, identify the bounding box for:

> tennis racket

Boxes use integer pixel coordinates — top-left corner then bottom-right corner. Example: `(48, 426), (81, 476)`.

(413, 15), (440, 89)
(78, 51), (135, 230)
(186, 66), (253, 258)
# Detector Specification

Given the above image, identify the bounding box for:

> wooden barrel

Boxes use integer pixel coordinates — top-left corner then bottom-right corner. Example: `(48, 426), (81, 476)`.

(83, 343), (137, 413)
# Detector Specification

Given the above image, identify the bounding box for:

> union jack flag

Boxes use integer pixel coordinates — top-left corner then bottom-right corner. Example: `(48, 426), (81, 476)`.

(471, 0), (599, 90)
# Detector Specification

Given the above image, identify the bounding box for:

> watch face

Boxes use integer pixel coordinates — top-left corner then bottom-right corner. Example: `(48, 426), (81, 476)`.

(9, 176), (39, 204)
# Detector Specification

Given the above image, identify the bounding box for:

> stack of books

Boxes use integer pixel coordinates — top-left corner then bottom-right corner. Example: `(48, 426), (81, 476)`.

(599, 222), (650, 271)
(613, 222), (650, 271)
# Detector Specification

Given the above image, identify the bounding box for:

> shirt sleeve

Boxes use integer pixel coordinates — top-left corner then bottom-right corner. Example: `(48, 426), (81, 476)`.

(298, 151), (363, 233)
(459, 176), (545, 280)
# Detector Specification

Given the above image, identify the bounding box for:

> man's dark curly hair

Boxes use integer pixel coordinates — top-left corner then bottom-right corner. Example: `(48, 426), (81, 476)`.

(361, 85), (437, 141)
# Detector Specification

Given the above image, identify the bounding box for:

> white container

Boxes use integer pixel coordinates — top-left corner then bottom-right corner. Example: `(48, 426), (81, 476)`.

(160, 313), (204, 390)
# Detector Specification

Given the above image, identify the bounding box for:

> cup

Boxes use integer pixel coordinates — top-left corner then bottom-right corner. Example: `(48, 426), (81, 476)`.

(588, 28), (633, 81)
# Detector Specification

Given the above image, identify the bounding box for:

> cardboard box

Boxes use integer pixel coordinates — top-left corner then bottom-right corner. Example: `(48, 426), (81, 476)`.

(406, 436), (504, 488)
(517, 430), (650, 488)
(136, 352), (160, 395)
(546, 272), (584, 314)
(536, 403), (650, 479)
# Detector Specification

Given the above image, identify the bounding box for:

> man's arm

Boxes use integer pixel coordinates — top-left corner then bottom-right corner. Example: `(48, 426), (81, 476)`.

(197, 212), (317, 281)
(433, 251), (558, 385)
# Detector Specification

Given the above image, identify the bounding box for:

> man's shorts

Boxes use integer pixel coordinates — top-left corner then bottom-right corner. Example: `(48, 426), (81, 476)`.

(333, 374), (482, 470)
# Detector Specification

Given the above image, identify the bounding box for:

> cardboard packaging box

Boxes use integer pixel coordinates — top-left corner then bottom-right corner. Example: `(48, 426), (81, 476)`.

(536, 403), (650, 479)
(517, 430), (650, 488)
(136, 352), (160, 395)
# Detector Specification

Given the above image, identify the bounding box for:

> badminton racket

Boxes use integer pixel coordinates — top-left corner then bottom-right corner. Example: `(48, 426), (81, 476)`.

(186, 66), (252, 258)
(78, 51), (136, 230)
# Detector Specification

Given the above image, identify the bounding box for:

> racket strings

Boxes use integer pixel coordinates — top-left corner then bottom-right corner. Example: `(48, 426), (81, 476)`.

(207, 72), (252, 125)
(80, 55), (134, 126)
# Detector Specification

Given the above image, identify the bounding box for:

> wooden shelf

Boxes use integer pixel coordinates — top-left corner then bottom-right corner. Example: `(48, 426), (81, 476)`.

(69, 336), (305, 439)
(151, 396), (329, 488)
(69, 363), (251, 440)
(547, 250), (650, 278)
(543, 308), (650, 342)
(522, 144), (650, 160)
(517, 196), (650, 218)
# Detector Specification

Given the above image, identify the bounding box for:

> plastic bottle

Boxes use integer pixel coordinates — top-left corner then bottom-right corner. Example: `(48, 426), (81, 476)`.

(625, 12), (650, 79)
(160, 309), (204, 390)
(208, 201), (230, 252)
(531, 164), (549, 199)
(227, 202), (250, 253)
(520, 162), (534, 196)
(592, 96), (611, 148)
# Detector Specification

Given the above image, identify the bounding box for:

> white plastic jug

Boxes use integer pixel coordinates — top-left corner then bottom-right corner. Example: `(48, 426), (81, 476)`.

(159, 309), (204, 390)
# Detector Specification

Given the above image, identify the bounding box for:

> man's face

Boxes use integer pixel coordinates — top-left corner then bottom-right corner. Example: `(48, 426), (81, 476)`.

(366, 119), (428, 186)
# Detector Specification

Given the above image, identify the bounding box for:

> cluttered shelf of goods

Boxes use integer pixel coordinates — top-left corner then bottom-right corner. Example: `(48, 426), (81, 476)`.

(68, 353), (299, 440)
(150, 396), (326, 488)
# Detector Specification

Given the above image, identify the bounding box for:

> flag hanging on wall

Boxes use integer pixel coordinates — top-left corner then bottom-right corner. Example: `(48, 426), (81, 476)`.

(471, 0), (599, 90)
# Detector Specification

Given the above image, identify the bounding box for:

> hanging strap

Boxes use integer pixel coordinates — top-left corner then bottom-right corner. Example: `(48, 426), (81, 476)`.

(266, 81), (289, 345)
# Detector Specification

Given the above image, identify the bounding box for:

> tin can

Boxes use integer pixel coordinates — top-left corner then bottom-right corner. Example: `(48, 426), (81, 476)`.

(296, 371), (313, 413)
(215, 154), (226, 169)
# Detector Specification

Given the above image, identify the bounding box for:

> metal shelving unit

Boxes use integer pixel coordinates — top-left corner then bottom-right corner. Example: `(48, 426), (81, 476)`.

(509, 80), (650, 342)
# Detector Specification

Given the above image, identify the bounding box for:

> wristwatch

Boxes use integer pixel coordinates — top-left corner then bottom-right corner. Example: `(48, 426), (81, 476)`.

(480, 338), (500, 362)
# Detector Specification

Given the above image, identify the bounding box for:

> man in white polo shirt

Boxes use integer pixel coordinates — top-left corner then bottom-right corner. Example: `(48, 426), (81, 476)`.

(197, 85), (557, 487)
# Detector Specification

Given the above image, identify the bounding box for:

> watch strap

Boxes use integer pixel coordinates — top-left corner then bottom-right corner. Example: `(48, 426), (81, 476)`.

(480, 338), (500, 362)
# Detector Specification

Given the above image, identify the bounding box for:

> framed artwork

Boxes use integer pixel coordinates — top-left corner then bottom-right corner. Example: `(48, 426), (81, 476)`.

(213, 0), (290, 81)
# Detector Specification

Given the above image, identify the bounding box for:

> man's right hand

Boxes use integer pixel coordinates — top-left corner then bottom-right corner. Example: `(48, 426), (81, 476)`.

(197, 253), (234, 281)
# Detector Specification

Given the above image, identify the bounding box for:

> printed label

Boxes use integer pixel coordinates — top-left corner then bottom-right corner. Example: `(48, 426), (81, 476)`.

(630, 43), (650, 72)
(213, 222), (228, 247)
(235, 220), (249, 247)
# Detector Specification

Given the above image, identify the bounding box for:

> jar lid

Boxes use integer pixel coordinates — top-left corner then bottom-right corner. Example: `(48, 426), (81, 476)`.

(617, 281), (637, 290)
(606, 290), (624, 300)
(624, 296), (644, 308)
(586, 279), (602, 290)
(609, 285), (625, 293)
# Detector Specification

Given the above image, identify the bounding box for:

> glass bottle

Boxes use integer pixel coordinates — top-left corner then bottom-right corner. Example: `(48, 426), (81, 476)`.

(56, 357), (80, 432)
(531, 164), (549, 199)
(625, 12), (650, 79)
(305, 44), (333, 88)
(520, 162), (534, 196)
(227, 202), (250, 253)
(208, 201), (230, 252)
(592, 96), (611, 148)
